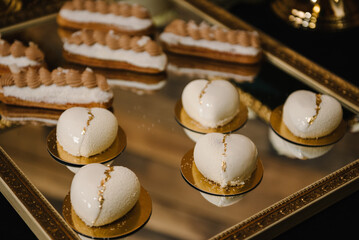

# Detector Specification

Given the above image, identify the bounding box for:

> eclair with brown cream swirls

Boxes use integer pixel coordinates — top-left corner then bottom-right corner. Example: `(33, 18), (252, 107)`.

(0, 66), (113, 110)
(159, 19), (262, 64)
(57, 0), (154, 36)
(0, 37), (45, 72)
(63, 29), (167, 74)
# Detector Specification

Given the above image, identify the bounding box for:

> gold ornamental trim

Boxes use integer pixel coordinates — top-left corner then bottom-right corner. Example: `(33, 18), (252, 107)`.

(184, 0), (359, 114)
(0, 147), (79, 240)
(211, 159), (359, 239)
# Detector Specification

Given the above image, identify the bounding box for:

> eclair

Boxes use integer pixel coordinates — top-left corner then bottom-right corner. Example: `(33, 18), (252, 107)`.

(159, 19), (262, 64)
(0, 66), (113, 110)
(57, 0), (154, 36)
(63, 29), (167, 74)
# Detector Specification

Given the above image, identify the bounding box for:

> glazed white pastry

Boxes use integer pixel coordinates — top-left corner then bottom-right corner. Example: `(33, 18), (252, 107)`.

(57, 107), (118, 157)
(268, 129), (333, 160)
(194, 133), (257, 188)
(283, 90), (342, 139)
(181, 79), (240, 128)
(70, 164), (140, 227)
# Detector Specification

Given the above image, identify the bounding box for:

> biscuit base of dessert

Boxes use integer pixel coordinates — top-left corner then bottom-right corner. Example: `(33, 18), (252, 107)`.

(0, 92), (113, 110)
(63, 50), (163, 74)
(162, 42), (262, 65)
(57, 15), (155, 36)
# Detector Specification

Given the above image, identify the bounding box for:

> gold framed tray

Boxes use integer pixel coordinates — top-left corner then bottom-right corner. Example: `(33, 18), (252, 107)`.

(1, 0), (359, 240)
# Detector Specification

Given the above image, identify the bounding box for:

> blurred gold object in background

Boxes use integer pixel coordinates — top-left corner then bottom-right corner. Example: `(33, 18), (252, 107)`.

(0, 0), (22, 14)
(271, 0), (359, 30)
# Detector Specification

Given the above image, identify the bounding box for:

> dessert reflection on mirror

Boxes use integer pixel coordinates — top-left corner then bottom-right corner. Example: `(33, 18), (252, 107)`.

(73, 65), (168, 95)
(70, 163), (140, 227)
(0, 66), (113, 110)
(200, 192), (244, 207)
(57, 0), (155, 36)
(0, 36), (45, 72)
(159, 19), (262, 64)
(57, 107), (118, 158)
(63, 29), (167, 74)
(166, 53), (260, 83)
(194, 133), (258, 188)
(0, 103), (61, 126)
(283, 90), (343, 139)
(269, 128), (334, 160)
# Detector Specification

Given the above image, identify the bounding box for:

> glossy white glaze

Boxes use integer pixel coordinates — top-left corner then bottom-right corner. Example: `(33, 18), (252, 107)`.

(70, 164), (140, 226)
(181, 79), (240, 128)
(194, 133), (257, 188)
(283, 90), (342, 138)
(57, 107), (118, 157)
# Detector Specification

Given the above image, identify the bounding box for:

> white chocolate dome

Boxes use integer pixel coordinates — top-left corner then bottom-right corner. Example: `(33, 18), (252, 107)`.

(194, 133), (257, 188)
(282, 90), (342, 139)
(70, 164), (140, 227)
(57, 107), (118, 157)
(181, 79), (240, 128)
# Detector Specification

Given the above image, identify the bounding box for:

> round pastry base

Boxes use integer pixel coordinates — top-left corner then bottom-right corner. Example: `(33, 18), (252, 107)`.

(270, 105), (347, 147)
(180, 149), (263, 197)
(46, 126), (126, 167)
(174, 100), (248, 135)
(62, 186), (152, 239)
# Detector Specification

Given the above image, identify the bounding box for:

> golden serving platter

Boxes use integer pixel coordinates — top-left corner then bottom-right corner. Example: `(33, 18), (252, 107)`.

(270, 105), (347, 147)
(1, 0), (359, 239)
(174, 100), (248, 135)
(46, 127), (126, 167)
(62, 186), (152, 239)
(180, 149), (263, 196)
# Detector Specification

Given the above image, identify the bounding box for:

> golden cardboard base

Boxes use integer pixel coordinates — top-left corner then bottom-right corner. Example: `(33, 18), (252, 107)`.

(174, 100), (248, 135)
(270, 105), (347, 147)
(62, 186), (152, 239)
(47, 127), (126, 167)
(180, 149), (263, 196)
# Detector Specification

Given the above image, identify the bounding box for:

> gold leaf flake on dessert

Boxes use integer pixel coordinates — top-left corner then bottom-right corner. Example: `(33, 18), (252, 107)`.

(308, 94), (322, 125)
(221, 134), (228, 172)
(82, 110), (94, 135)
(199, 80), (212, 105)
(98, 165), (114, 209)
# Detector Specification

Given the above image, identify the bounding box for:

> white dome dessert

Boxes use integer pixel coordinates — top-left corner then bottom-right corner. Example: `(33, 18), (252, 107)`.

(181, 79), (240, 128)
(70, 163), (140, 227)
(282, 90), (342, 139)
(57, 107), (118, 157)
(194, 133), (257, 188)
